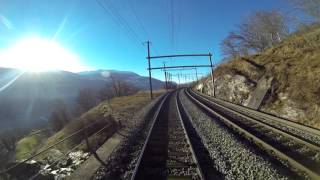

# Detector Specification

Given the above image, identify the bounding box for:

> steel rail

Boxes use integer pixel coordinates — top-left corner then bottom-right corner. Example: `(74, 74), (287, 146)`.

(185, 89), (320, 180)
(188, 90), (320, 152)
(192, 89), (320, 140)
(131, 91), (205, 179)
(175, 91), (205, 180)
(130, 93), (170, 180)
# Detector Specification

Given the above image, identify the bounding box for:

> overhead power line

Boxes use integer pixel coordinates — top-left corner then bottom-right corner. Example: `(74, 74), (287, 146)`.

(175, 5), (181, 51)
(127, 0), (150, 40)
(127, 0), (160, 55)
(104, 0), (142, 42)
(170, 0), (175, 50)
(95, 0), (143, 48)
(96, 0), (161, 55)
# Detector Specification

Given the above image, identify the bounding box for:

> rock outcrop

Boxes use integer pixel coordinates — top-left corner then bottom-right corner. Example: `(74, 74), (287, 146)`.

(195, 35), (320, 128)
(197, 74), (255, 106)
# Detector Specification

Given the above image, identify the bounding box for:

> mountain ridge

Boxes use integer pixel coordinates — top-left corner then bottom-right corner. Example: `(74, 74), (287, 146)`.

(0, 67), (165, 129)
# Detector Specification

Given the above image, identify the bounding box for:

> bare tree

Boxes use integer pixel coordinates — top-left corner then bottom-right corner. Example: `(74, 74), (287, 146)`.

(289, 0), (320, 22)
(0, 136), (15, 152)
(110, 75), (138, 97)
(98, 85), (115, 102)
(221, 10), (289, 59)
(76, 89), (98, 114)
(110, 75), (122, 97)
(221, 32), (249, 59)
(240, 10), (289, 51)
(49, 100), (70, 131)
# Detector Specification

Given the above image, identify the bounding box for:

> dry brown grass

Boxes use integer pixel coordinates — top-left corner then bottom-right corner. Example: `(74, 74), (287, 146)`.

(207, 25), (320, 128)
(213, 58), (264, 83)
(35, 90), (164, 158)
(108, 90), (164, 124)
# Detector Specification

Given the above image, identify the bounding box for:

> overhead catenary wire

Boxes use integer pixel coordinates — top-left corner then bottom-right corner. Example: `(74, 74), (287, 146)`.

(104, 0), (142, 42)
(95, 0), (142, 48)
(126, 0), (160, 55)
(127, 0), (150, 40)
(170, 0), (175, 50)
(175, 4), (181, 51)
(95, 0), (133, 42)
(96, 0), (161, 55)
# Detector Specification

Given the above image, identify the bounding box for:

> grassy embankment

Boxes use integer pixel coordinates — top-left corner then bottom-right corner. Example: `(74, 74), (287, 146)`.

(204, 25), (320, 128)
(15, 90), (164, 161)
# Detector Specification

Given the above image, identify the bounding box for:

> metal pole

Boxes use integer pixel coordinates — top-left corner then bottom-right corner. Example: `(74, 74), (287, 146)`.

(168, 72), (170, 88)
(147, 41), (153, 99)
(163, 62), (168, 90)
(166, 72), (169, 89)
(170, 73), (172, 88)
(195, 68), (199, 83)
(178, 73), (180, 87)
(168, 73), (170, 89)
(209, 53), (215, 97)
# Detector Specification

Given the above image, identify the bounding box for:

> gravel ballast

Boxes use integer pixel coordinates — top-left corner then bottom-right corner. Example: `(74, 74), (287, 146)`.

(92, 94), (166, 179)
(179, 91), (298, 180)
(209, 95), (320, 150)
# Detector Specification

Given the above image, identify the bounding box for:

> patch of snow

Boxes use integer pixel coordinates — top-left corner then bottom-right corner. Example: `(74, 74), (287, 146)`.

(101, 71), (110, 78)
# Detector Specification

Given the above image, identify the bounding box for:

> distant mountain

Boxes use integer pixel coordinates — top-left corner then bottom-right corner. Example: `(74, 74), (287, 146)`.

(78, 69), (165, 90)
(0, 68), (165, 129)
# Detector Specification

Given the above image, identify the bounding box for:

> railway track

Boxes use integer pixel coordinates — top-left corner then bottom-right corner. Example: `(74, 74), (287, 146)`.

(193, 89), (320, 146)
(131, 91), (219, 180)
(185, 88), (320, 180)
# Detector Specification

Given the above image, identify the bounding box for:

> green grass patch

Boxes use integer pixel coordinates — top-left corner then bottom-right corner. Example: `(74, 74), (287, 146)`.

(15, 133), (47, 160)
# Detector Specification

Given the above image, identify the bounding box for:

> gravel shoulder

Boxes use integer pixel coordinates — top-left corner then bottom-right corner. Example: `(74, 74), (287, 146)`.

(92, 93), (167, 179)
(63, 91), (165, 179)
(67, 133), (123, 180)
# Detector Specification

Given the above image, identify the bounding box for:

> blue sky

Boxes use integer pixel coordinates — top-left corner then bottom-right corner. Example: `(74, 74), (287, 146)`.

(0, 0), (293, 80)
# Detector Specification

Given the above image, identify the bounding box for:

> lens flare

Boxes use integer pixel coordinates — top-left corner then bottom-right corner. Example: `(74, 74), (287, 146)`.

(0, 37), (87, 72)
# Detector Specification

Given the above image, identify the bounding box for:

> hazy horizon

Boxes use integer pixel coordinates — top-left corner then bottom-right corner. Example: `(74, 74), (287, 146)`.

(0, 0), (293, 81)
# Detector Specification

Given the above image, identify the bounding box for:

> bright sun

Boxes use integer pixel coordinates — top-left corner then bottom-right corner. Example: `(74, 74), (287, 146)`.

(0, 37), (87, 72)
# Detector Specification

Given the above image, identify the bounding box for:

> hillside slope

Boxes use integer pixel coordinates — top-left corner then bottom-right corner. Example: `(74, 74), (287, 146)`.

(14, 91), (163, 162)
(0, 68), (165, 129)
(197, 25), (320, 128)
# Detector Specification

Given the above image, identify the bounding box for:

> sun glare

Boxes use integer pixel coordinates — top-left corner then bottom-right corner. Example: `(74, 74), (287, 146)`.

(0, 37), (87, 72)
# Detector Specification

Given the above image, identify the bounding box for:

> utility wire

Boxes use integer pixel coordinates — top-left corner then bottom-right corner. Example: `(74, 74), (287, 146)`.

(97, 0), (160, 58)
(170, 0), (175, 50)
(175, 5), (181, 51)
(126, 0), (160, 55)
(127, 0), (150, 40)
(104, 0), (142, 43)
(95, 0), (142, 48)
(95, 0), (135, 43)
